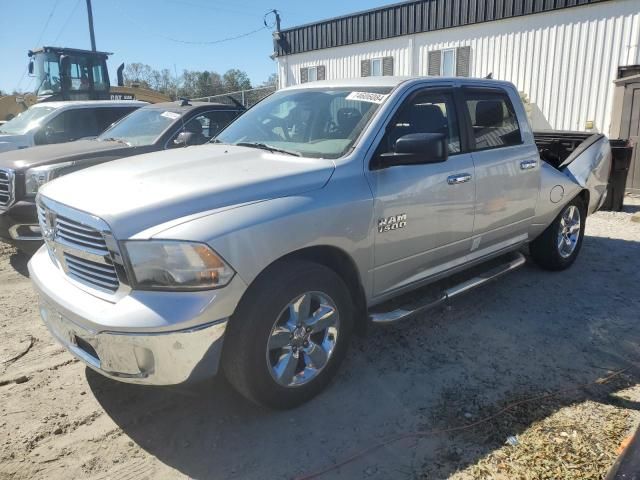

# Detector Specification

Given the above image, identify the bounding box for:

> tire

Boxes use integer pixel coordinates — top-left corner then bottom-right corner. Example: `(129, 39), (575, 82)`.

(222, 259), (354, 409)
(530, 196), (586, 271)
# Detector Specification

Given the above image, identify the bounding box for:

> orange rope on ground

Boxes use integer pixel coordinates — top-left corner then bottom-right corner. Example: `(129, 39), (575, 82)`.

(294, 368), (630, 480)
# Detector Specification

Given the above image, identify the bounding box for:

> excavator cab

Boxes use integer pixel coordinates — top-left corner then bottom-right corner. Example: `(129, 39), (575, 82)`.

(28, 46), (113, 102)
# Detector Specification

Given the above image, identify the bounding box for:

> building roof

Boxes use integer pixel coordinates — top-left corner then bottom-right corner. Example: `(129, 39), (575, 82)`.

(274, 0), (612, 57)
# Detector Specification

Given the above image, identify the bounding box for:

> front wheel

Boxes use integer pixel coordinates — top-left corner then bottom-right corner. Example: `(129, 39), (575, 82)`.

(530, 196), (586, 271)
(222, 260), (354, 409)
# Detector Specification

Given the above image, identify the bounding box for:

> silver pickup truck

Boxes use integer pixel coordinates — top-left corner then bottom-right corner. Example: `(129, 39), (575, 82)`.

(28, 77), (612, 408)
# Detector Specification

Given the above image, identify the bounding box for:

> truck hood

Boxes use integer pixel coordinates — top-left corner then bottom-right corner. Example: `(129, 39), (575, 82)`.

(40, 144), (335, 238)
(0, 134), (29, 154)
(0, 140), (129, 170)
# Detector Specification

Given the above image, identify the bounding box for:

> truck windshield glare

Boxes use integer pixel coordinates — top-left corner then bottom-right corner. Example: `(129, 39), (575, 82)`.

(216, 87), (392, 159)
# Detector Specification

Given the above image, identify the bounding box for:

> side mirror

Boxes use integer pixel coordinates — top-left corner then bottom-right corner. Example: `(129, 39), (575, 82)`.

(173, 131), (194, 147)
(28, 60), (34, 76)
(375, 133), (448, 169)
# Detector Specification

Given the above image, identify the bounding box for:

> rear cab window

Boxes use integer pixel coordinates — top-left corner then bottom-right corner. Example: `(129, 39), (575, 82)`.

(463, 90), (522, 150)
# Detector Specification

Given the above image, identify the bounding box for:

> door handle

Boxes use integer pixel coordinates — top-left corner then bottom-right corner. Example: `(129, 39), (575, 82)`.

(447, 173), (472, 185)
(520, 160), (537, 170)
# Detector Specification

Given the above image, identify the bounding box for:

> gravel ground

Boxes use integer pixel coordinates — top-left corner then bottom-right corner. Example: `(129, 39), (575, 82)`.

(1, 198), (639, 480)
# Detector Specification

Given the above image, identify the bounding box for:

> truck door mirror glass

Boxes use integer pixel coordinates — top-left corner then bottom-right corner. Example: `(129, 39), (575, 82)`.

(28, 60), (34, 76)
(173, 131), (195, 147)
(376, 133), (448, 169)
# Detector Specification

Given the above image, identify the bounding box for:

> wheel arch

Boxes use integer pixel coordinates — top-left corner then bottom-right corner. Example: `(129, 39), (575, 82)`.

(234, 245), (369, 336)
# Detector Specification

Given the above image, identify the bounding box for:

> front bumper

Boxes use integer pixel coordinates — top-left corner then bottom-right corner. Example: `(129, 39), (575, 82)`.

(28, 246), (248, 385)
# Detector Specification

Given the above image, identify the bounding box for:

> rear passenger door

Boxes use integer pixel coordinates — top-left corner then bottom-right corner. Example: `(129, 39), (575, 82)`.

(461, 87), (539, 256)
(368, 87), (476, 297)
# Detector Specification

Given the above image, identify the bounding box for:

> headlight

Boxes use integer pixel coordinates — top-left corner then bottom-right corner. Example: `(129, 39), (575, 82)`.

(123, 240), (235, 290)
(25, 161), (77, 196)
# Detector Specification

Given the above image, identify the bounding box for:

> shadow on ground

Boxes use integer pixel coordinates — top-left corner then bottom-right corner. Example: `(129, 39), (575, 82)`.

(9, 251), (30, 278)
(88, 234), (640, 480)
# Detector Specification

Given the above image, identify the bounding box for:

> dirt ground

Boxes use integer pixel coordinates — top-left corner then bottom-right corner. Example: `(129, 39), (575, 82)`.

(1, 198), (640, 480)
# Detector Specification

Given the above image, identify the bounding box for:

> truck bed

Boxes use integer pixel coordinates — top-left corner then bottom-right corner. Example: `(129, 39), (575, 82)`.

(534, 130), (630, 170)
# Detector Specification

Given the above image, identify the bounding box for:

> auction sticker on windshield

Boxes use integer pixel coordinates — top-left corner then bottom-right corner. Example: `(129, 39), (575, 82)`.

(161, 111), (181, 120)
(345, 92), (389, 104)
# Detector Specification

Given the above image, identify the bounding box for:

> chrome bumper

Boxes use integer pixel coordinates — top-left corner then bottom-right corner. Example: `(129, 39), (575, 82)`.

(28, 246), (247, 385)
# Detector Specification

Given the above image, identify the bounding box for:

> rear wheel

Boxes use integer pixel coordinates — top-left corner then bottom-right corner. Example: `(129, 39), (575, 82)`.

(222, 260), (354, 409)
(530, 196), (586, 271)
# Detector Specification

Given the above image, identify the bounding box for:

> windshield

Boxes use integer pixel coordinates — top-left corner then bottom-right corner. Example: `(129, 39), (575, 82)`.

(35, 52), (62, 96)
(216, 87), (392, 159)
(0, 106), (56, 135)
(98, 108), (181, 146)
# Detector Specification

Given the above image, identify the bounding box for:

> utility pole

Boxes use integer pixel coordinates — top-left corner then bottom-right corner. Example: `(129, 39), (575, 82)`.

(86, 0), (96, 51)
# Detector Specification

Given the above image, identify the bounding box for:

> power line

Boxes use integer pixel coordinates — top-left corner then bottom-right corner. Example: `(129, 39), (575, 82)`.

(34, 0), (61, 46)
(15, 0), (61, 92)
(53, 0), (83, 44)
(117, 3), (275, 46)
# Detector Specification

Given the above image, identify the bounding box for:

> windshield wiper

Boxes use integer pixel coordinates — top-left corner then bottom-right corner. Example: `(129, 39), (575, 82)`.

(100, 137), (131, 146)
(235, 142), (301, 157)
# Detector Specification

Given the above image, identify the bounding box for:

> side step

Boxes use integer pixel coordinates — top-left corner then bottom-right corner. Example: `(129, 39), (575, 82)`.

(369, 252), (526, 324)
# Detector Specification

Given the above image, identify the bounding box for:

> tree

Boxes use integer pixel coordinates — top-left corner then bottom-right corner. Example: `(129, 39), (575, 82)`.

(123, 62), (154, 89)
(222, 69), (251, 93)
(260, 73), (278, 88)
(122, 62), (253, 100)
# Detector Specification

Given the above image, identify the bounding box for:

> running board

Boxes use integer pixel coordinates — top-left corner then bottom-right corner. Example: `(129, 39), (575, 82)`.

(369, 252), (526, 324)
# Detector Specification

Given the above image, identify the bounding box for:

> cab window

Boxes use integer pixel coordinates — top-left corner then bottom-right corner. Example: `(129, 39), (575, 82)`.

(169, 110), (242, 148)
(36, 109), (99, 144)
(463, 91), (522, 150)
(376, 90), (461, 157)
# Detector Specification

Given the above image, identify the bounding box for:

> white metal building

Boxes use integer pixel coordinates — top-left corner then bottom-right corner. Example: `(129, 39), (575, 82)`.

(274, 0), (640, 137)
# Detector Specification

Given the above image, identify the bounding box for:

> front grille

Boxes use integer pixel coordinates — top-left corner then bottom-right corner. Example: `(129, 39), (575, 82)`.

(37, 199), (125, 295)
(64, 252), (120, 292)
(55, 214), (110, 255)
(0, 168), (14, 207)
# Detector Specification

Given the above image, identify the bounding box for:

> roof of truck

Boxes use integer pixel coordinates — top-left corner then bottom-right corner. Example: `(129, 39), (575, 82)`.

(31, 100), (147, 109)
(142, 101), (242, 110)
(284, 76), (517, 90)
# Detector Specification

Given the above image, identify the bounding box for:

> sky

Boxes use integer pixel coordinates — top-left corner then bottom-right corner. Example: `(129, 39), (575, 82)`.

(0, 0), (396, 94)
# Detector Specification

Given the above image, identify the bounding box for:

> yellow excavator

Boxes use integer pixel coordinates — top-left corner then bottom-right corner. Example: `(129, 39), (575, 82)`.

(0, 46), (171, 123)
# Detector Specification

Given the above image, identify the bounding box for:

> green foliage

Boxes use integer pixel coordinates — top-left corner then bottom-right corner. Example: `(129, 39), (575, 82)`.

(123, 62), (272, 100)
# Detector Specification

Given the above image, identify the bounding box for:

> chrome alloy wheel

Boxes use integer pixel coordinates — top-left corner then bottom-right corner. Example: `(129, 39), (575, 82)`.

(557, 205), (581, 258)
(266, 291), (339, 387)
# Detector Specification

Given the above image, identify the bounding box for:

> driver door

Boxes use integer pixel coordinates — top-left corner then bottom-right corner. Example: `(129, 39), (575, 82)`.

(366, 87), (476, 298)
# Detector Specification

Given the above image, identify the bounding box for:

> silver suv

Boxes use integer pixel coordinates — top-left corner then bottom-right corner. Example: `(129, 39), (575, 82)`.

(28, 77), (612, 408)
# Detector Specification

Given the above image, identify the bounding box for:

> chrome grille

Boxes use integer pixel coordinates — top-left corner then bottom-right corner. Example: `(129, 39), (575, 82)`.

(0, 168), (14, 207)
(64, 252), (120, 291)
(37, 197), (128, 298)
(55, 214), (110, 255)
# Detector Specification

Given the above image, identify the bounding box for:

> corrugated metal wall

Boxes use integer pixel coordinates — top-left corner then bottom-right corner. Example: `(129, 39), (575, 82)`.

(277, 0), (640, 135)
(275, 0), (613, 56)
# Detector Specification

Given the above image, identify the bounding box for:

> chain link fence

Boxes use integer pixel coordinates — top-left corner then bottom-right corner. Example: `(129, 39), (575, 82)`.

(192, 85), (276, 108)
